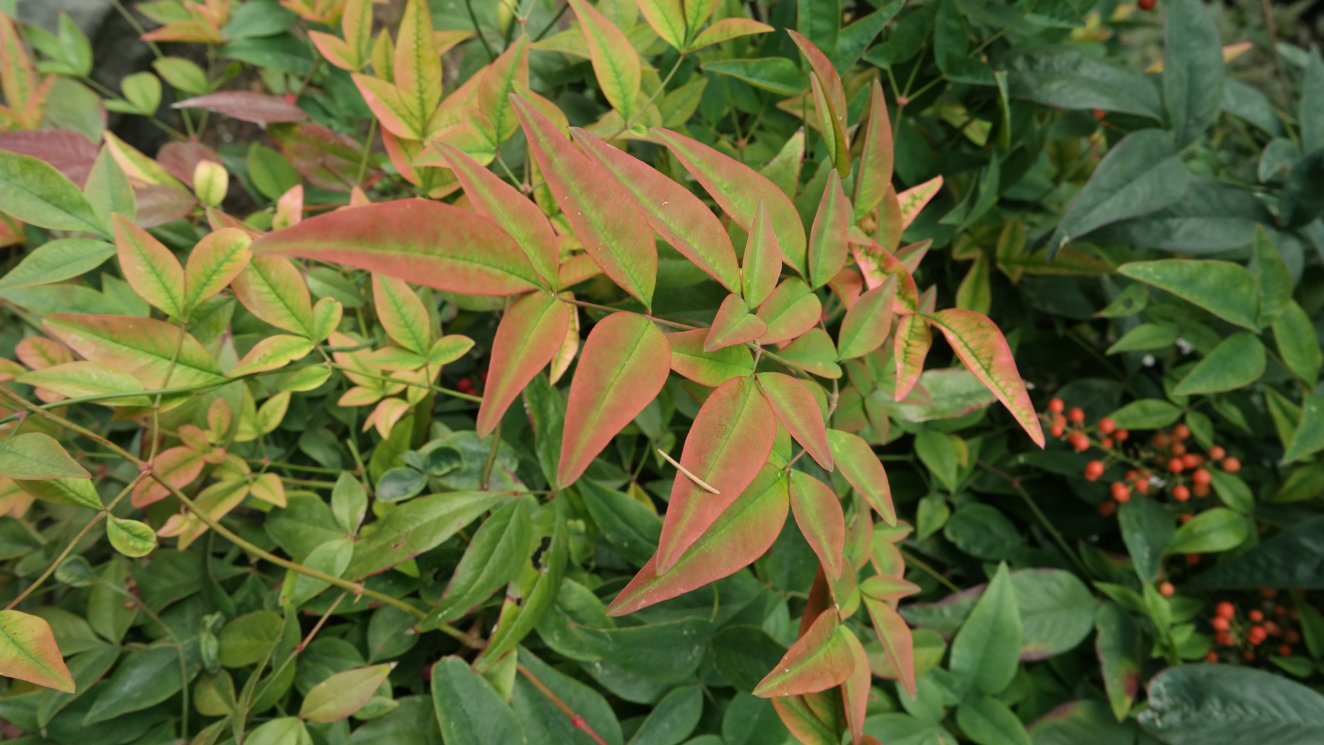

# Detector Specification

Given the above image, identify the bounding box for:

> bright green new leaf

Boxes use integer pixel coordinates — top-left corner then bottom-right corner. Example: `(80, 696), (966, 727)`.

(421, 500), (534, 628)
(231, 334), (316, 377)
(301, 664), (393, 723)
(183, 228), (251, 316)
(346, 491), (508, 578)
(107, 517), (156, 558)
(372, 274), (432, 355)
(1274, 301), (1322, 384)
(636, 0), (685, 50)
(0, 433), (89, 481)
(0, 149), (105, 235)
(0, 238), (114, 291)
(14, 478), (101, 510)
(1167, 508), (1252, 554)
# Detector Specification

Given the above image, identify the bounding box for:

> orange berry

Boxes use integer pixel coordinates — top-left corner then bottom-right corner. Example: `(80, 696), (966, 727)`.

(1173, 423), (1190, 440)
(1154, 433), (1170, 448)
(1249, 609), (1264, 622)
(1139, 0), (1156, 11)
(1098, 500), (1117, 517)
(1098, 417), (1117, 435)
(1248, 626), (1267, 645)
(1191, 469), (1212, 486)
(1193, 483), (1210, 498)
(1211, 616), (1230, 631)
(1134, 479), (1149, 495)
(1126, 469), (1139, 481)
(1100, 437), (1114, 449)
(1111, 482), (1131, 503)
(1068, 407), (1086, 424)
(1115, 429), (1130, 442)
(1048, 398), (1065, 414)
(1205, 651), (1219, 663)
(1168, 458), (1185, 474)
(1216, 631), (1234, 646)
(1208, 445), (1226, 461)
(1084, 460), (1105, 481)
(1159, 581), (1175, 597)
(1050, 422), (1065, 438)
(1278, 644), (1293, 657)
(1170, 442), (1187, 456)
(1070, 432), (1090, 452)
(1183, 453), (1203, 469)
(1222, 457), (1242, 474)
(1172, 485), (1191, 502)
(1216, 601), (1235, 619)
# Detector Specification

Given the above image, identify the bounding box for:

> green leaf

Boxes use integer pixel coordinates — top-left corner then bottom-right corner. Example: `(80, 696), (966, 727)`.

(247, 717), (313, 745)
(854, 80), (895, 220)
(702, 58), (804, 97)
(300, 663), (393, 723)
(1008, 46), (1163, 119)
(183, 228), (251, 316)
(372, 274), (431, 355)
(1251, 225), (1292, 325)
(1162, 0), (1224, 146)
(956, 696), (1030, 745)
(0, 610), (75, 693)
(1118, 259), (1259, 330)
(1274, 301), (1322, 384)
(431, 657), (527, 744)
(0, 433), (88, 480)
(753, 610), (855, 697)
(1186, 516), (1324, 590)
(0, 238), (114, 291)
(1283, 394), (1324, 463)
(0, 149), (105, 235)
(113, 213), (186, 317)
(83, 643), (197, 723)
(219, 610), (282, 667)
(637, 0), (686, 50)
(1119, 497), (1173, 583)
(44, 313), (226, 389)
(421, 499), (534, 629)
(807, 171), (850, 287)
(513, 648), (623, 745)
(949, 563), (1020, 695)
(345, 491), (508, 578)
(566, 0), (641, 119)
(1106, 323), (1177, 354)
(666, 329), (755, 387)
(106, 517), (156, 558)
(827, 429), (894, 523)
(14, 477), (102, 510)
(1094, 603), (1142, 720)
(1173, 332), (1265, 395)
(1108, 399), (1183, 430)
(1168, 507), (1252, 554)
(1140, 665), (1324, 744)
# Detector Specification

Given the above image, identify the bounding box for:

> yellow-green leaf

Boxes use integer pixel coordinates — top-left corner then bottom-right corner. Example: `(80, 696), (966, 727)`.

(114, 213), (185, 318)
(0, 432), (88, 481)
(0, 610), (75, 693)
(567, 0), (641, 119)
(807, 171), (850, 288)
(107, 516), (157, 557)
(300, 664), (393, 723)
(373, 275), (432, 355)
(231, 335), (316, 377)
(184, 228), (251, 317)
(44, 313), (226, 389)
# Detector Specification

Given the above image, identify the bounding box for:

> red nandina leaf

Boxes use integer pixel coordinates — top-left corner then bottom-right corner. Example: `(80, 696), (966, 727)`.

(837, 278), (896, 361)
(666, 329), (755, 387)
(131, 445), (205, 508)
(807, 170), (850, 289)
(854, 80), (894, 221)
(475, 292), (573, 436)
(772, 696), (840, 745)
(742, 201), (784, 306)
(898, 176), (942, 230)
(893, 313), (931, 400)
(924, 309), (1045, 447)
(435, 142), (560, 287)
(253, 198), (543, 296)
(607, 466), (787, 616)
(757, 278), (822, 346)
(756, 372), (832, 470)
(173, 92), (307, 125)
(652, 127), (807, 274)
(572, 127), (740, 292)
(0, 610), (75, 693)
(558, 312), (670, 488)
(655, 376), (776, 572)
(842, 628), (871, 741)
(705, 294), (766, 351)
(512, 96), (656, 307)
(753, 609), (855, 697)
(787, 30), (850, 178)
(861, 594), (916, 698)
(0, 130), (97, 184)
(826, 429), (895, 524)
(789, 472), (845, 580)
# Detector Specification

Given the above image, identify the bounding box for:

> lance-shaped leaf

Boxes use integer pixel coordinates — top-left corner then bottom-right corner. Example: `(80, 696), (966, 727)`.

(231, 255), (315, 336)
(559, 312), (670, 487)
(827, 429), (894, 524)
(346, 491), (509, 578)
(757, 278), (822, 345)
(652, 127), (807, 273)
(435, 143), (560, 286)
(666, 329), (755, 387)
(788, 30), (850, 178)
(254, 199), (542, 296)
(808, 171), (850, 288)
(573, 127), (740, 292)
(924, 309), (1045, 448)
(423, 500), (534, 628)
(0, 610), (75, 693)
(300, 664), (393, 723)
(431, 657), (528, 744)
(0, 433), (88, 481)
(757, 373), (832, 470)
(689, 18), (774, 50)
(183, 227), (251, 316)
(477, 292), (573, 436)
(566, 0), (641, 119)
(372, 275), (432, 356)
(513, 96), (656, 306)
(16, 362), (150, 407)
(789, 472), (845, 579)
(608, 466), (788, 615)
(392, 0), (442, 136)
(854, 80), (894, 221)
(950, 563), (1021, 695)
(838, 278), (896, 360)
(898, 176), (943, 230)
(637, 0), (686, 50)
(894, 313), (931, 400)
(705, 294), (766, 351)
(656, 376), (776, 572)
(862, 594), (916, 697)
(231, 335), (316, 377)
(114, 214), (185, 318)
(742, 201), (784, 306)
(44, 314), (225, 389)
(753, 610), (855, 697)
(0, 149), (105, 236)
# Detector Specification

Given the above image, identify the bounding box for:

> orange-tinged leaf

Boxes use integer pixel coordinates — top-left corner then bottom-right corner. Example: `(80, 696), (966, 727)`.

(637, 0), (686, 50)
(113, 214), (185, 317)
(688, 17), (774, 51)
(787, 30), (849, 178)
(893, 313), (931, 400)
(475, 38), (530, 145)
(756, 278), (821, 345)
(842, 627), (871, 741)
(232, 255), (315, 336)
(807, 171), (850, 288)
(476, 292), (573, 435)
(231, 334), (316, 377)
(183, 227), (251, 315)
(862, 594), (916, 697)
(742, 201), (783, 306)
(607, 466), (788, 616)
(705, 294), (765, 351)
(924, 309), (1045, 447)
(785, 31), (845, 132)
(254, 198), (543, 297)
(558, 312), (670, 487)
(549, 305), (580, 384)
(513, 96), (656, 307)
(852, 240), (918, 308)
(392, 0), (442, 137)
(666, 329), (755, 387)
(372, 275), (432, 355)
(757, 372), (832, 470)
(566, 0), (641, 119)
(656, 376), (776, 571)
(652, 127), (807, 273)
(44, 314), (225, 389)
(827, 429), (894, 524)
(433, 143), (559, 286)
(837, 278), (896, 361)
(0, 610), (74, 693)
(572, 127), (740, 292)
(772, 696), (840, 745)
(898, 176), (942, 230)
(351, 73), (419, 140)
(789, 472), (845, 579)
(132, 445), (205, 508)
(753, 609), (855, 697)
(854, 80), (894, 221)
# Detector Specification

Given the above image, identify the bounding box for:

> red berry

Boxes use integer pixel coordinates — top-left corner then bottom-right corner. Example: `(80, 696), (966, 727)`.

(1180, 513), (1193, 524)
(1138, 0), (1156, 11)
(1248, 626), (1267, 645)
(1186, 553), (1201, 565)
(1211, 616), (1230, 631)
(1100, 437), (1114, 449)
(1266, 621), (1281, 636)
(1159, 581), (1175, 597)
(1216, 631), (1234, 646)
(1191, 469), (1212, 486)
(1243, 650), (1256, 661)
(1249, 609), (1264, 623)
(1278, 644), (1293, 657)
(1098, 417), (1117, 435)
(1070, 432), (1090, 452)
(1115, 429), (1130, 442)
(1170, 442), (1187, 456)
(1050, 422), (1065, 438)
(1048, 398), (1065, 414)
(1111, 482), (1131, 503)
(1092, 108), (1107, 121)
(1222, 457), (1242, 474)
(1084, 460), (1105, 481)
(1168, 458), (1185, 474)
(1098, 501), (1117, 517)
(1068, 407), (1086, 424)
(1183, 453), (1203, 469)
(1274, 605), (1288, 618)
(1216, 601), (1235, 619)
(1154, 433), (1170, 448)
(1134, 479), (1150, 495)
(1173, 423), (1190, 440)
(1205, 650), (1219, 663)
(1261, 588), (1279, 599)
(1208, 446), (1226, 461)
(1126, 469), (1139, 481)
(1172, 485), (1191, 502)
(1286, 629), (1301, 643)
(1193, 483), (1210, 498)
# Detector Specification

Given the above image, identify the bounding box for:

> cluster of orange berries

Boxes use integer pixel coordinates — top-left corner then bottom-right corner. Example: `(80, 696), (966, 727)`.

(1204, 591), (1304, 664)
